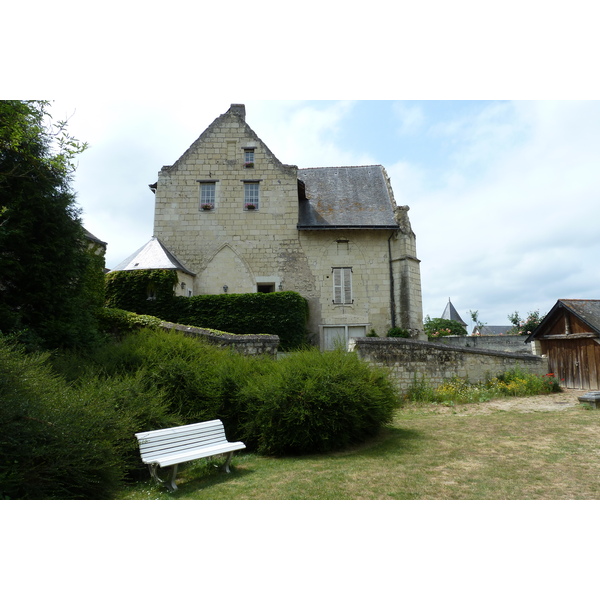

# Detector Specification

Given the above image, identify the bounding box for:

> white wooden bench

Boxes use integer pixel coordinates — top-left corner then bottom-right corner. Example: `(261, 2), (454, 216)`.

(135, 419), (246, 491)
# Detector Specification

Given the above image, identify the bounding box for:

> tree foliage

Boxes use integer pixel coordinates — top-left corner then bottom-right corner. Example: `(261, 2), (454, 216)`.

(507, 310), (545, 335)
(423, 316), (467, 338)
(0, 100), (101, 348)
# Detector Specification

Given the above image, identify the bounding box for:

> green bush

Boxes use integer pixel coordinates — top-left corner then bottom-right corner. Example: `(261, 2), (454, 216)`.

(387, 327), (411, 338)
(237, 348), (400, 455)
(0, 337), (177, 499)
(423, 317), (467, 338)
(97, 307), (163, 338)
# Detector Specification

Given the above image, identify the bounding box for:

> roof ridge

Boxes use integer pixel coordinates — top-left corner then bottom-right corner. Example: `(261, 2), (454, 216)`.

(299, 164), (383, 170)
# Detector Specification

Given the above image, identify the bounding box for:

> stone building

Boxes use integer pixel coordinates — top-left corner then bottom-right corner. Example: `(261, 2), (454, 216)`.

(116, 104), (425, 349)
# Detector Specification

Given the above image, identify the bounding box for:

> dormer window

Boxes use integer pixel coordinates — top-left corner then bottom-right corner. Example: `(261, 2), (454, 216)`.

(244, 148), (255, 168)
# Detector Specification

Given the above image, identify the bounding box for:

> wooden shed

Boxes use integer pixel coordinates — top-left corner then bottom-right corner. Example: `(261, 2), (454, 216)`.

(526, 300), (600, 390)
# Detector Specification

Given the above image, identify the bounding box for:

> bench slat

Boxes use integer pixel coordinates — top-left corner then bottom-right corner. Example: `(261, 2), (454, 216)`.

(153, 441), (247, 467)
(140, 441), (230, 461)
(135, 421), (225, 441)
(137, 431), (230, 458)
(138, 429), (227, 450)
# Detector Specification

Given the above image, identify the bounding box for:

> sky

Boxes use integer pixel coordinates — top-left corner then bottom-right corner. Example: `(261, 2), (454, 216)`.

(49, 98), (600, 331)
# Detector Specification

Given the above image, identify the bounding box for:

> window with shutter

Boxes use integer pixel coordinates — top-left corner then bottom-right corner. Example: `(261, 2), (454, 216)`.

(332, 267), (352, 304)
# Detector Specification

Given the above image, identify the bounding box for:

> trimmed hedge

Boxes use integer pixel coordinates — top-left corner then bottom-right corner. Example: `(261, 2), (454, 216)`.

(104, 270), (309, 350)
(178, 291), (308, 350)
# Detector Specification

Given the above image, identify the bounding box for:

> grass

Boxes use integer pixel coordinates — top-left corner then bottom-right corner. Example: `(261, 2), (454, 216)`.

(117, 391), (600, 500)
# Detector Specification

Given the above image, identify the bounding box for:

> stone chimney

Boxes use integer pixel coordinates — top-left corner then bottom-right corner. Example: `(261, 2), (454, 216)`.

(228, 104), (246, 120)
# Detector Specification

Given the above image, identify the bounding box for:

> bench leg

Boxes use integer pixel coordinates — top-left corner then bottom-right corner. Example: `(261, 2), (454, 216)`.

(167, 465), (179, 491)
(148, 463), (178, 491)
(148, 463), (163, 485)
(222, 452), (234, 473)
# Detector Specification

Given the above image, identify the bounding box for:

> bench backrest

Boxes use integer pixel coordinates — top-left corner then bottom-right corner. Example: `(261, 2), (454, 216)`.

(135, 419), (230, 464)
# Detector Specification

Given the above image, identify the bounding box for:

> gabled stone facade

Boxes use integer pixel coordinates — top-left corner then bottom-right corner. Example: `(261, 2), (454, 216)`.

(145, 104), (425, 348)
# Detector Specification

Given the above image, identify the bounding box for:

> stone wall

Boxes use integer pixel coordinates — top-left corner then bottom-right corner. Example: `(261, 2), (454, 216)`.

(433, 335), (531, 353)
(160, 322), (279, 356)
(350, 337), (549, 393)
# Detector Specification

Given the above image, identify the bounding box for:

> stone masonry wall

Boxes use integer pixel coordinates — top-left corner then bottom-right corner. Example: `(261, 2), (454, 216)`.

(433, 335), (532, 353)
(160, 322), (279, 356)
(153, 107), (310, 298)
(351, 337), (549, 393)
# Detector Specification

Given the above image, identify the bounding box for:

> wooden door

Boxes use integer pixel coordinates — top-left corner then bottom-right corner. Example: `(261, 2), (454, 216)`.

(547, 339), (600, 389)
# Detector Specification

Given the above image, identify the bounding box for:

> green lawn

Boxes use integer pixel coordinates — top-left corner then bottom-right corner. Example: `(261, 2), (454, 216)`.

(117, 394), (600, 500)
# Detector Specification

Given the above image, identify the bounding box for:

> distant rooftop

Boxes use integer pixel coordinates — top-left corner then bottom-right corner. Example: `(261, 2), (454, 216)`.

(441, 298), (467, 326)
(83, 228), (107, 247)
(473, 325), (513, 335)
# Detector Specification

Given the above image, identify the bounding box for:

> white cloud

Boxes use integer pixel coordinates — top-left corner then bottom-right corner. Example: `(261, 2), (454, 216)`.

(246, 101), (373, 167)
(408, 101), (600, 327)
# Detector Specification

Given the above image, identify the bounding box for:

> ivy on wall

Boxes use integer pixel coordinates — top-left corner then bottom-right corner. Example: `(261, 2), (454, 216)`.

(105, 270), (179, 320)
(104, 270), (309, 350)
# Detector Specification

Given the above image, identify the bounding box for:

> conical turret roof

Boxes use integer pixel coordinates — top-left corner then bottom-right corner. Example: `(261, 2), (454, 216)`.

(441, 298), (467, 326)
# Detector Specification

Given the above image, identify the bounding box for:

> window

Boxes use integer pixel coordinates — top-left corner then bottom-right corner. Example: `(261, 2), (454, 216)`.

(200, 182), (215, 210)
(244, 149), (255, 168)
(332, 267), (353, 304)
(244, 182), (259, 210)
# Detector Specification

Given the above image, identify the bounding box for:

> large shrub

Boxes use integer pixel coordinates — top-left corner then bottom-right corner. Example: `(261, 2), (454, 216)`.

(237, 348), (400, 455)
(0, 337), (177, 499)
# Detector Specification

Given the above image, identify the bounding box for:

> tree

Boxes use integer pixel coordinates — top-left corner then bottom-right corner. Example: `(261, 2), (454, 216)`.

(0, 100), (101, 348)
(507, 310), (545, 335)
(469, 309), (487, 334)
(423, 316), (467, 338)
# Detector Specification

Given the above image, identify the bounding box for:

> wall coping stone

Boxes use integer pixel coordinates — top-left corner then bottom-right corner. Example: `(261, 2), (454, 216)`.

(160, 322), (279, 355)
(350, 337), (542, 362)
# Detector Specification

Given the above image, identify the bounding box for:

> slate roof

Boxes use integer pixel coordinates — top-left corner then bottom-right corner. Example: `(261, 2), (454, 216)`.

(83, 228), (107, 247)
(473, 325), (513, 335)
(441, 298), (467, 326)
(112, 237), (195, 275)
(297, 166), (399, 229)
(526, 299), (600, 341)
